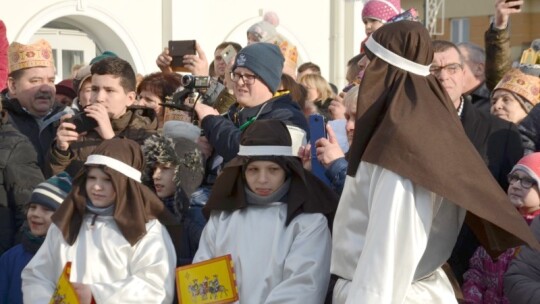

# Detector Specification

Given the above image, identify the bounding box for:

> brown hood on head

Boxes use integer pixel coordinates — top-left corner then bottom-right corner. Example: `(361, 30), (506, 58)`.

(52, 138), (172, 246)
(347, 20), (540, 254)
(204, 120), (338, 224)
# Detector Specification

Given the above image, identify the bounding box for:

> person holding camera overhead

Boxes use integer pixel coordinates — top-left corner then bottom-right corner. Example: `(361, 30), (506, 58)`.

(193, 42), (309, 163)
(47, 56), (158, 177)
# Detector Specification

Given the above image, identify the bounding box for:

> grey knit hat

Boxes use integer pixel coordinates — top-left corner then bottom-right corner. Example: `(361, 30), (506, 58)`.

(30, 172), (72, 210)
(233, 43), (284, 93)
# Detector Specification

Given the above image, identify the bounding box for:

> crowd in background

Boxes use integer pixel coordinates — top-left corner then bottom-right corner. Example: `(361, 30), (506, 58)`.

(1, 0), (540, 303)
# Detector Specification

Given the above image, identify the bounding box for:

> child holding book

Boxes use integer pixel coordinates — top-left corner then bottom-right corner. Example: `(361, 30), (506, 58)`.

(463, 152), (540, 303)
(0, 172), (72, 304)
(193, 119), (338, 303)
(22, 138), (177, 304)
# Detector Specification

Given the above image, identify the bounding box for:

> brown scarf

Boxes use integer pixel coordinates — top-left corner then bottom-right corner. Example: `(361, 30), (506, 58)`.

(347, 20), (539, 254)
(52, 138), (174, 246)
(204, 120), (338, 225)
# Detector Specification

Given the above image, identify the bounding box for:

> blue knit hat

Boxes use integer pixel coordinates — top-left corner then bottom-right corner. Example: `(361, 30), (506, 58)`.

(30, 172), (72, 211)
(233, 43), (284, 93)
(90, 51), (118, 65)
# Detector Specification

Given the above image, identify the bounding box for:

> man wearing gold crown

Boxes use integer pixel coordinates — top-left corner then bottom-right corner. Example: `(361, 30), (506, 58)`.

(2, 39), (67, 173)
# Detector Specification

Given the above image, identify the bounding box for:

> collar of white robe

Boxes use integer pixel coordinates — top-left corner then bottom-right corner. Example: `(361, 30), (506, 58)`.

(365, 35), (431, 76)
(85, 154), (142, 183)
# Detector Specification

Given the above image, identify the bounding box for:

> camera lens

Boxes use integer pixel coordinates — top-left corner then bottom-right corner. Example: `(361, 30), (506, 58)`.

(181, 75), (193, 87)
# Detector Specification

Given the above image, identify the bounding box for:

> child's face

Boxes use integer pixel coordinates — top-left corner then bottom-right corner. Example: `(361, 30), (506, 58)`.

(507, 169), (540, 215)
(363, 18), (384, 35)
(245, 160), (286, 197)
(152, 164), (176, 199)
(27, 203), (54, 237)
(86, 167), (117, 208)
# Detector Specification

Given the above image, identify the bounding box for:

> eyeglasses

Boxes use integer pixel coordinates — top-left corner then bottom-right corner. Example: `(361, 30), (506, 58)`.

(507, 173), (538, 189)
(429, 63), (462, 76)
(230, 72), (258, 85)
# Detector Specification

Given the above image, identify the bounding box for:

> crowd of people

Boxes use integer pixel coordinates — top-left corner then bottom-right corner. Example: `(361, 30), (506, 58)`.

(1, 0), (540, 303)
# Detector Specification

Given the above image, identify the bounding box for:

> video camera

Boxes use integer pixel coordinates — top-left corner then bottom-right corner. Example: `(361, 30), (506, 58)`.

(160, 75), (211, 124)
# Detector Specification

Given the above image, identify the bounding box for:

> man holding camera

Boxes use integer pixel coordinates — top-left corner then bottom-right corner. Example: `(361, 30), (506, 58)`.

(47, 57), (158, 177)
(193, 42), (308, 163)
(2, 40), (68, 173)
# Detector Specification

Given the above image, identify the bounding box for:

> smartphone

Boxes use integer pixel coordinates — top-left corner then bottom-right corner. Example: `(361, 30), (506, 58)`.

(67, 111), (98, 133)
(505, 0), (521, 10)
(168, 40), (196, 72)
(220, 44), (237, 66)
(309, 114), (331, 185)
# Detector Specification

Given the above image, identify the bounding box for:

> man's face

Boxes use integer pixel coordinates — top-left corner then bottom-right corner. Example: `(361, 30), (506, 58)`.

(8, 66), (56, 117)
(232, 67), (273, 108)
(213, 48), (227, 78)
(457, 46), (484, 93)
(90, 74), (135, 119)
(432, 48), (465, 109)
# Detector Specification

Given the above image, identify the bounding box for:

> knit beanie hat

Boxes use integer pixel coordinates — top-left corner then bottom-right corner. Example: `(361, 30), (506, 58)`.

(511, 153), (540, 186)
(493, 68), (540, 113)
(233, 43), (284, 93)
(72, 65), (92, 95)
(362, 0), (401, 22)
(90, 51), (118, 65)
(55, 79), (76, 99)
(247, 21), (278, 44)
(30, 172), (72, 210)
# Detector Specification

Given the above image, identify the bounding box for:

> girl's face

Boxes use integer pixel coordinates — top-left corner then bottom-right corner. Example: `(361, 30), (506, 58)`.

(490, 89), (528, 124)
(300, 82), (320, 103)
(363, 18), (384, 35)
(152, 164), (176, 199)
(86, 167), (116, 208)
(27, 203), (54, 237)
(507, 169), (540, 215)
(245, 160), (286, 197)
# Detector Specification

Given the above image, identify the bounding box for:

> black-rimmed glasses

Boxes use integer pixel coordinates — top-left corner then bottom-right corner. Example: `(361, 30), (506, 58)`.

(507, 173), (537, 189)
(230, 72), (258, 85)
(429, 63), (462, 76)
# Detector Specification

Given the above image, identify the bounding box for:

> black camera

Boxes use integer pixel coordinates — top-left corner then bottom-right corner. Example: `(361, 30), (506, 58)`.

(181, 75), (210, 90)
(67, 111), (98, 133)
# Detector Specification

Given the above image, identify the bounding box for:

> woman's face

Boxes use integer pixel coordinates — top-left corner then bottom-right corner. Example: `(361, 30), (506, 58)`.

(490, 89), (528, 124)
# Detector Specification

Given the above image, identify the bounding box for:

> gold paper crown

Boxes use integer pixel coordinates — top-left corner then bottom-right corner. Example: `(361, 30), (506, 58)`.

(8, 39), (54, 73)
(494, 68), (540, 107)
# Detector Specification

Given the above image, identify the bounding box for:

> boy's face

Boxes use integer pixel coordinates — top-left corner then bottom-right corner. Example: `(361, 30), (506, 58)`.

(27, 203), (54, 237)
(152, 164), (176, 199)
(507, 169), (540, 215)
(86, 167), (117, 208)
(90, 74), (135, 119)
(245, 160), (286, 197)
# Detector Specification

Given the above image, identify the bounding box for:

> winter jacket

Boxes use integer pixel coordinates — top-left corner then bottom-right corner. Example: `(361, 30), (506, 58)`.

(468, 83), (492, 115)
(485, 24), (511, 92)
(46, 106), (158, 177)
(504, 216), (540, 304)
(0, 227), (43, 304)
(201, 93), (309, 163)
(324, 156), (348, 196)
(2, 98), (68, 173)
(519, 104), (540, 154)
(0, 112), (44, 255)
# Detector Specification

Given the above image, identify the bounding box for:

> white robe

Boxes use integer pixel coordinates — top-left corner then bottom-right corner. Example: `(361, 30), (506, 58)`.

(22, 215), (177, 304)
(331, 162), (465, 304)
(193, 201), (331, 304)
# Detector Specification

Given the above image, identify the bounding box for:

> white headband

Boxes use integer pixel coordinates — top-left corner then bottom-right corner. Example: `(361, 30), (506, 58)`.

(238, 145), (294, 156)
(365, 35), (431, 76)
(85, 155), (142, 183)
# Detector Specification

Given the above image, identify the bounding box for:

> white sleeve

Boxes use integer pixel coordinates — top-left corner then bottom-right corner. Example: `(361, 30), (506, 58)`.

(346, 164), (434, 303)
(21, 224), (64, 304)
(89, 222), (177, 304)
(192, 212), (218, 263)
(264, 215), (331, 304)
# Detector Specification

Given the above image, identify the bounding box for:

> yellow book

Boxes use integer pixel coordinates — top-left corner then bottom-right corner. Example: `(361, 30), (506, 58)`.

(176, 255), (239, 304)
(49, 262), (80, 304)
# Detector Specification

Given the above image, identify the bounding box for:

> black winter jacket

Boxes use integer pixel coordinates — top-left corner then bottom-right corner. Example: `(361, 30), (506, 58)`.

(0, 112), (44, 255)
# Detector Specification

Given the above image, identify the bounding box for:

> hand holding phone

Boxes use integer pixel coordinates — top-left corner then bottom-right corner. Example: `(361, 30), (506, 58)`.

(309, 114), (331, 185)
(67, 111), (98, 133)
(168, 40), (196, 72)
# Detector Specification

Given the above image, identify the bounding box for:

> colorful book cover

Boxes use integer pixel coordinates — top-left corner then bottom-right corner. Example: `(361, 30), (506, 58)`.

(176, 254), (239, 304)
(49, 262), (80, 304)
